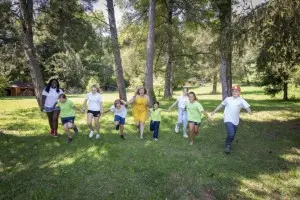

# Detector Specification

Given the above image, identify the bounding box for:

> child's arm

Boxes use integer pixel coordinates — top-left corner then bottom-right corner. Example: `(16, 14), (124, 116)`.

(168, 100), (178, 111)
(245, 107), (252, 115)
(100, 102), (104, 116)
(120, 99), (127, 105)
(82, 99), (88, 112)
(202, 110), (212, 122)
(211, 104), (224, 116)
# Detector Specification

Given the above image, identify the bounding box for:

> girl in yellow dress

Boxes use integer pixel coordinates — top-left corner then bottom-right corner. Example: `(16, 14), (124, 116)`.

(127, 86), (150, 139)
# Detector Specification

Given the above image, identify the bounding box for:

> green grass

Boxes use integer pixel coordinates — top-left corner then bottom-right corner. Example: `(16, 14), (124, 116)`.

(0, 85), (300, 200)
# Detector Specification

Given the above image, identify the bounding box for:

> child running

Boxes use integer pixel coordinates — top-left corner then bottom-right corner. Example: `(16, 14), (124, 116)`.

(104, 99), (127, 139)
(211, 85), (252, 154)
(54, 94), (78, 143)
(149, 101), (168, 141)
(168, 87), (189, 138)
(186, 92), (211, 145)
(82, 85), (103, 140)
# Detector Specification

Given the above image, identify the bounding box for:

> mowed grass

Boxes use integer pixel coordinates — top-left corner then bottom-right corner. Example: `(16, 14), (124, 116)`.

(0, 86), (300, 200)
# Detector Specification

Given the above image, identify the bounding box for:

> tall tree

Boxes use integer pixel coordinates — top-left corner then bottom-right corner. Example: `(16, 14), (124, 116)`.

(107, 0), (127, 100)
(163, 0), (173, 98)
(145, 0), (157, 104)
(215, 0), (233, 99)
(19, 0), (45, 107)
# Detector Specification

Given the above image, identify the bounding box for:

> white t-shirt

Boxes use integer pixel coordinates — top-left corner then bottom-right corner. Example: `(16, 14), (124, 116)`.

(222, 96), (250, 125)
(85, 92), (102, 111)
(110, 105), (127, 118)
(177, 95), (189, 109)
(42, 88), (64, 107)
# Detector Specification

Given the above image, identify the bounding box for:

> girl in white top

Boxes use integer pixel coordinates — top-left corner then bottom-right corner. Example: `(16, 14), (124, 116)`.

(104, 99), (127, 139)
(168, 87), (189, 138)
(212, 85), (252, 154)
(41, 78), (64, 137)
(82, 85), (103, 139)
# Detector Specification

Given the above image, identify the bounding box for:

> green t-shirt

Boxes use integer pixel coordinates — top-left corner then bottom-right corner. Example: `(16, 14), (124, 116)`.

(57, 99), (75, 118)
(150, 108), (162, 121)
(186, 101), (204, 123)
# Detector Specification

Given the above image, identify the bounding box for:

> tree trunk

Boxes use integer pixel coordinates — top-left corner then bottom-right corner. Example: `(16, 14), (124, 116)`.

(145, 0), (157, 105)
(212, 73), (217, 94)
(283, 82), (288, 100)
(218, 0), (232, 100)
(163, 0), (173, 99)
(107, 0), (127, 101)
(19, 0), (44, 108)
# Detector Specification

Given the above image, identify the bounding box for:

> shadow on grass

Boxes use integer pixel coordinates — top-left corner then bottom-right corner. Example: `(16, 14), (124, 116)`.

(1, 115), (300, 199)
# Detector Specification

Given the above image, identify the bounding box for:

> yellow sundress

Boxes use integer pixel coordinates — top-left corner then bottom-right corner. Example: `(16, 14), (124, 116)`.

(132, 96), (148, 123)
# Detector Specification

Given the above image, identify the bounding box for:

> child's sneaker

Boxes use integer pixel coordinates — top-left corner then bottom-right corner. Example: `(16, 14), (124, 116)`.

(95, 134), (100, 139)
(49, 129), (54, 135)
(89, 131), (94, 138)
(183, 133), (188, 138)
(120, 134), (125, 139)
(224, 145), (231, 154)
(74, 126), (79, 134)
(115, 124), (120, 130)
(154, 138), (158, 141)
(175, 124), (179, 133)
(67, 137), (73, 143)
(140, 135), (144, 139)
(189, 141), (193, 145)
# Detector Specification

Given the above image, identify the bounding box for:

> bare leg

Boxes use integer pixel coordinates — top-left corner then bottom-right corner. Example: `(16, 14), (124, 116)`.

(140, 122), (145, 139)
(189, 123), (195, 145)
(87, 113), (94, 131)
(52, 110), (60, 133)
(46, 112), (54, 131)
(94, 117), (100, 133)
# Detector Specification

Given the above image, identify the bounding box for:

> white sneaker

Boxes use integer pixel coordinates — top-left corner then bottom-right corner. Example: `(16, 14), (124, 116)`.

(154, 138), (158, 141)
(89, 131), (94, 138)
(95, 134), (100, 139)
(175, 124), (179, 133)
(140, 135), (144, 139)
(183, 133), (188, 138)
(189, 141), (194, 145)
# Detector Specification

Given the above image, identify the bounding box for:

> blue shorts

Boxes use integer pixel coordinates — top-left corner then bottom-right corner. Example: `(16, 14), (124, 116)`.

(114, 115), (125, 125)
(61, 117), (75, 125)
(188, 121), (201, 126)
(45, 106), (60, 112)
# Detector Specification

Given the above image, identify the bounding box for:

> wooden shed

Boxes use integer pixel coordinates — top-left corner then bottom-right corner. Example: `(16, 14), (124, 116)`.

(9, 82), (35, 96)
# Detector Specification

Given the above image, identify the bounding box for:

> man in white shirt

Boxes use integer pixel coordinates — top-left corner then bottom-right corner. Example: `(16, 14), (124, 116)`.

(212, 85), (252, 154)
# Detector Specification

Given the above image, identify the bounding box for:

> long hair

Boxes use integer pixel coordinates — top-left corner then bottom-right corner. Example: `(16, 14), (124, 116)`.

(45, 79), (60, 93)
(91, 84), (100, 93)
(114, 99), (124, 107)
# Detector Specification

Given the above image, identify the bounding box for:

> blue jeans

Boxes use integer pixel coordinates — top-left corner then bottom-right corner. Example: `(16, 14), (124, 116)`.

(225, 122), (238, 147)
(150, 121), (160, 139)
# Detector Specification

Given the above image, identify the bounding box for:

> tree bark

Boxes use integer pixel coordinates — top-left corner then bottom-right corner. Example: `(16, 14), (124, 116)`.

(19, 0), (45, 108)
(212, 73), (217, 94)
(107, 0), (127, 101)
(218, 0), (232, 100)
(163, 0), (173, 99)
(283, 82), (288, 100)
(145, 0), (157, 105)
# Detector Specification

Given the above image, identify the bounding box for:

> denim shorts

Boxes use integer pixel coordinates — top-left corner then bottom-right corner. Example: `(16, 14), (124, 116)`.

(114, 115), (125, 125)
(45, 106), (60, 112)
(61, 117), (75, 125)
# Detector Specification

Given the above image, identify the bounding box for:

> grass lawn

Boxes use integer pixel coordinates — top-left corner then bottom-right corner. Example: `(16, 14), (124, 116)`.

(0, 85), (300, 199)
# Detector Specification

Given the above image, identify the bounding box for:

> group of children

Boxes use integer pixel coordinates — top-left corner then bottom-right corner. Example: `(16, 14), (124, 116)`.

(42, 79), (252, 154)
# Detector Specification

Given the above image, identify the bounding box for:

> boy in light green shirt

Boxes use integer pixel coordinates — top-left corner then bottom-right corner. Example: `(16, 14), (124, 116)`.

(149, 102), (168, 141)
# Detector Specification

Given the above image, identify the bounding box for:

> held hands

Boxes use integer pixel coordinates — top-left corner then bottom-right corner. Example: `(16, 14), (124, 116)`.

(211, 112), (215, 117)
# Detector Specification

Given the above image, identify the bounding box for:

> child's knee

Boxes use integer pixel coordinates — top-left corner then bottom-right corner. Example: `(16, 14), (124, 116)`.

(114, 121), (119, 126)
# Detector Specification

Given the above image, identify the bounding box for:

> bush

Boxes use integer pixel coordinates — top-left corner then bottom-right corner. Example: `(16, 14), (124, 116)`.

(86, 76), (100, 92)
(0, 76), (8, 96)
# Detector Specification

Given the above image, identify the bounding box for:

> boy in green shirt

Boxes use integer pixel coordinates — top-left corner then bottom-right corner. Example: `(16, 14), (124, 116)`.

(186, 92), (211, 145)
(149, 102), (168, 141)
(53, 94), (78, 143)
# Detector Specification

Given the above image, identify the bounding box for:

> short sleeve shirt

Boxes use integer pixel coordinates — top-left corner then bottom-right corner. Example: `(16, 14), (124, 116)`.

(186, 101), (204, 123)
(57, 99), (75, 118)
(110, 105), (127, 118)
(42, 88), (64, 107)
(221, 96), (250, 125)
(85, 92), (102, 111)
(150, 108), (163, 121)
